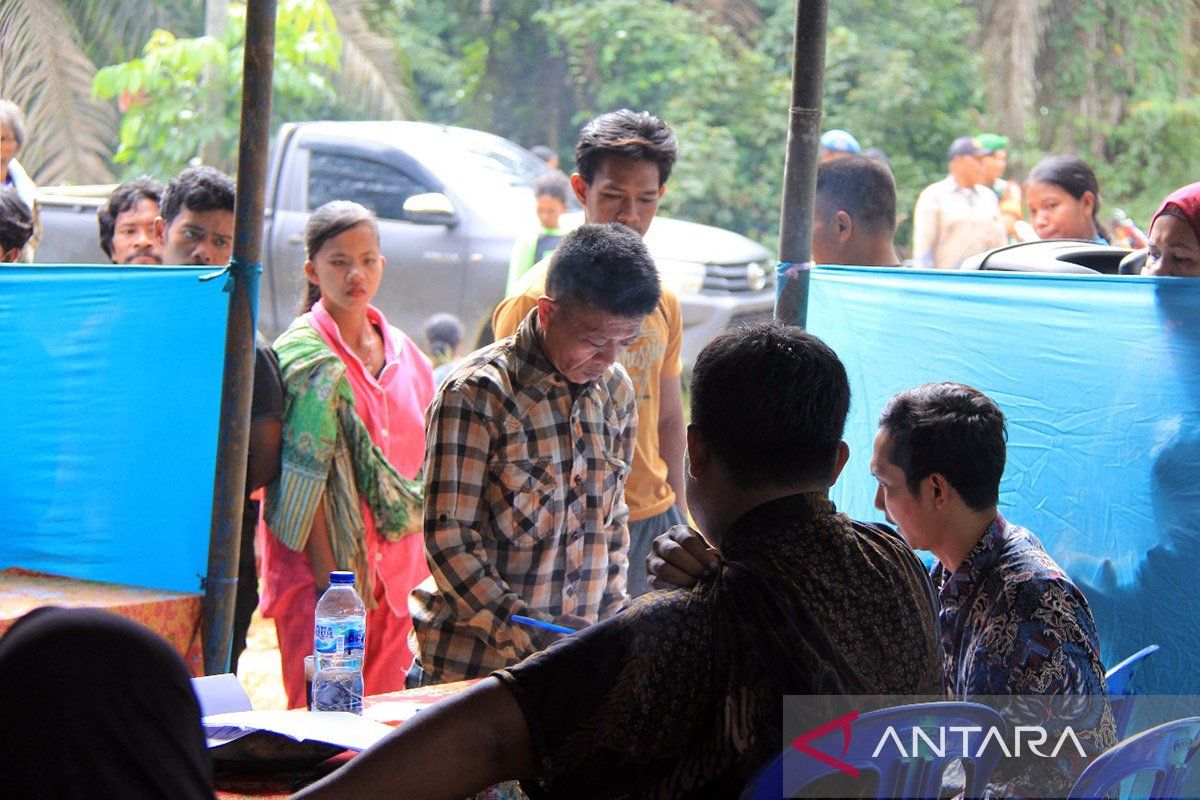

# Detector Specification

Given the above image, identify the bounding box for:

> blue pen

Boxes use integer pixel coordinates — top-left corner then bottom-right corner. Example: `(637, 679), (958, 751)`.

(512, 615), (576, 635)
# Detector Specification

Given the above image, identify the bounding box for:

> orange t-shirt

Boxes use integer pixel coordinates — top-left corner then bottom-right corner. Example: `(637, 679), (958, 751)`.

(492, 261), (683, 521)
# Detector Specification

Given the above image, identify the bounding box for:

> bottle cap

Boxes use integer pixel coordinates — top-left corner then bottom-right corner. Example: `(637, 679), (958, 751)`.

(329, 571), (355, 585)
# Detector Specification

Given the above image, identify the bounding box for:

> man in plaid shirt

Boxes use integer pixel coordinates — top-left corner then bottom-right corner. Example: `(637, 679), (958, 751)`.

(409, 223), (662, 684)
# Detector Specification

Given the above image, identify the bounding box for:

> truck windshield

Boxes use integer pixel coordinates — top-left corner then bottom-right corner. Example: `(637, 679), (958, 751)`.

(416, 130), (549, 194)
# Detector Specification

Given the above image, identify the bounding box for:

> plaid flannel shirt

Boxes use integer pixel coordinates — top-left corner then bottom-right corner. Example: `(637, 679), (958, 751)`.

(410, 309), (637, 683)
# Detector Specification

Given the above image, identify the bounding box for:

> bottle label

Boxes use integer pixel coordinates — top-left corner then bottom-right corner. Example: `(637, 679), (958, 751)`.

(315, 619), (366, 656)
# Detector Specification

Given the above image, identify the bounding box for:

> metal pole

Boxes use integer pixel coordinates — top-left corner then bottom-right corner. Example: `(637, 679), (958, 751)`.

(202, 0), (277, 676)
(774, 0), (828, 328)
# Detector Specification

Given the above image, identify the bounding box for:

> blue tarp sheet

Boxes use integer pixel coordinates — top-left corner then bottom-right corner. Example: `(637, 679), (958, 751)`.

(0, 266), (228, 594)
(807, 266), (1200, 694)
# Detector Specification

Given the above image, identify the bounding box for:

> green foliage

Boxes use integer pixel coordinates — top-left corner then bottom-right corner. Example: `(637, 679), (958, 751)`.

(537, 0), (788, 242)
(1100, 97), (1200, 225)
(92, 0), (345, 178)
(789, 0), (982, 246)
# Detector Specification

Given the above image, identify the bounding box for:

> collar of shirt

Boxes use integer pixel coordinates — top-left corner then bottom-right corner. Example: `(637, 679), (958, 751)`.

(310, 299), (398, 382)
(932, 513), (1006, 607)
(720, 491), (836, 556)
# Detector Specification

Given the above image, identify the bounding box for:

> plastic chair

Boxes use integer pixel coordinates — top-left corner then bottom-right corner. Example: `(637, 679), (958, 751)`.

(1067, 717), (1200, 799)
(741, 702), (1007, 800)
(1106, 645), (1161, 740)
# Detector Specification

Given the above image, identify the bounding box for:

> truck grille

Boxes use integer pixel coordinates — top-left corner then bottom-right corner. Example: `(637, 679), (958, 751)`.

(703, 261), (772, 292)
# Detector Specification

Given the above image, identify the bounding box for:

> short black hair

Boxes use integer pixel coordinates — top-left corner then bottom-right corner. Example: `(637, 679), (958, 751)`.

(816, 156), (897, 234)
(690, 322), (850, 489)
(545, 222), (661, 318)
(97, 177), (162, 258)
(0, 185), (34, 256)
(159, 165), (235, 225)
(533, 170), (571, 204)
(878, 382), (1007, 511)
(575, 109), (678, 187)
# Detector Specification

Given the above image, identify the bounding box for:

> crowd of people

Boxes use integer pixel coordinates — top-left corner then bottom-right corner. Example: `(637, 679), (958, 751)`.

(0, 95), (1197, 800)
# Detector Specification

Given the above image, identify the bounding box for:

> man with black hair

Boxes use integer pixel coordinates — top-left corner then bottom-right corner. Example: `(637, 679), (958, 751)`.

(494, 109), (688, 598)
(0, 184), (34, 262)
(158, 165), (236, 267)
(868, 383), (1113, 796)
(411, 223), (661, 685)
(812, 156), (901, 267)
(298, 322), (940, 800)
(98, 176), (163, 265)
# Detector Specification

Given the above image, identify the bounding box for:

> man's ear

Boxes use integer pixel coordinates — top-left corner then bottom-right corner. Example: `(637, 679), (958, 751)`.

(831, 440), (851, 483)
(835, 210), (853, 242)
(686, 424), (709, 477)
(570, 173), (588, 205)
(154, 217), (166, 240)
(928, 473), (951, 507)
(0, 246), (19, 263)
(536, 295), (556, 328)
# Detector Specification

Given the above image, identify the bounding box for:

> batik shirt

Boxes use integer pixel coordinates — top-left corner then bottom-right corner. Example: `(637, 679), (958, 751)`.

(410, 309), (637, 684)
(496, 493), (944, 799)
(932, 515), (1116, 796)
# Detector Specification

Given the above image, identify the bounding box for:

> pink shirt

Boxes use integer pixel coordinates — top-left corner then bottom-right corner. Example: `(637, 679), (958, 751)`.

(260, 301), (435, 619)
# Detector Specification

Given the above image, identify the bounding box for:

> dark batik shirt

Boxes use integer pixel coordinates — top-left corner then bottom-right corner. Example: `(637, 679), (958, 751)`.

(495, 492), (943, 800)
(933, 515), (1116, 796)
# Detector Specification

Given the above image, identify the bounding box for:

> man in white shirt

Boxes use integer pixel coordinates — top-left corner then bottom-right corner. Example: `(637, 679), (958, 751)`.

(912, 136), (1006, 268)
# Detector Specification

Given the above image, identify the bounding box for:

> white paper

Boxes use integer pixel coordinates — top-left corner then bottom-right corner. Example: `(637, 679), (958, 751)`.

(202, 710), (394, 752)
(191, 673), (253, 717)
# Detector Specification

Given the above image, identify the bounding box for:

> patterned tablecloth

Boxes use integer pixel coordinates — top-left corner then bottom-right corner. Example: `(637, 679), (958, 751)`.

(0, 567), (203, 673)
(215, 679), (524, 800)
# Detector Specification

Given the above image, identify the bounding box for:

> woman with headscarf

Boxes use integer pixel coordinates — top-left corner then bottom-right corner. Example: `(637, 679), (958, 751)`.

(1144, 182), (1200, 277)
(0, 99), (39, 260)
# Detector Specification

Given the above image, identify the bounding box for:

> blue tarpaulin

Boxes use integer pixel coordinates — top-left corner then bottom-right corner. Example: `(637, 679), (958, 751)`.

(807, 266), (1200, 694)
(0, 265), (228, 594)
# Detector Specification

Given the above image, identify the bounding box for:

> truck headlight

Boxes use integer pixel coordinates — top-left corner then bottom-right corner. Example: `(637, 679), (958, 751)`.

(745, 262), (767, 291)
(654, 258), (706, 294)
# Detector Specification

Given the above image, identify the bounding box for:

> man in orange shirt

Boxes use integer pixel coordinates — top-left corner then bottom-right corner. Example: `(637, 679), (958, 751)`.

(493, 110), (687, 596)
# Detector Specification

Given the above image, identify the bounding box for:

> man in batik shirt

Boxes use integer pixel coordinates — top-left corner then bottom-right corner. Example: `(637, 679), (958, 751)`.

(870, 381), (1116, 797)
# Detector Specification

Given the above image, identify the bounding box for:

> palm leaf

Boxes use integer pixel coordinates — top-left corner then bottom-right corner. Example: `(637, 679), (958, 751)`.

(72, 0), (202, 66)
(0, 0), (116, 184)
(328, 0), (418, 119)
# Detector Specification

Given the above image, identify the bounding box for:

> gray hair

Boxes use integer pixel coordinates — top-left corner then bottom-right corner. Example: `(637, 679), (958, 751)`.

(0, 101), (27, 148)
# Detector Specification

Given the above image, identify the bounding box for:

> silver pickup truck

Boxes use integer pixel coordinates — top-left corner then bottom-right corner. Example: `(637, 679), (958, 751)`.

(37, 121), (776, 367)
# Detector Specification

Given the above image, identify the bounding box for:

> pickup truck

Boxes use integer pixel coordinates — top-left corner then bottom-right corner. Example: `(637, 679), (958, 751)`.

(37, 121), (776, 367)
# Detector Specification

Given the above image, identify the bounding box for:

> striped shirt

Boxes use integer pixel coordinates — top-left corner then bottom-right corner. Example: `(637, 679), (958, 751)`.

(410, 309), (637, 683)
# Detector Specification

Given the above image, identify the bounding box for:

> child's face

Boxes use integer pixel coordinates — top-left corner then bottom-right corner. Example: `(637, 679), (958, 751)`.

(536, 195), (567, 230)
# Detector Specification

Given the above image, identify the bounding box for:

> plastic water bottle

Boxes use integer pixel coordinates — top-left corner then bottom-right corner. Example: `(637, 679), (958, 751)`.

(312, 653), (365, 714)
(313, 571), (365, 683)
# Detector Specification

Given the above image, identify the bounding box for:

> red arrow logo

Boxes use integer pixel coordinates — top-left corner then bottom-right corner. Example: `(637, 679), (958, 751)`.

(790, 709), (859, 778)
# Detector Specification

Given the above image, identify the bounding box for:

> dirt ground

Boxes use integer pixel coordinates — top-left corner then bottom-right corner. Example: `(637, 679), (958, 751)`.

(237, 603), (288, 710)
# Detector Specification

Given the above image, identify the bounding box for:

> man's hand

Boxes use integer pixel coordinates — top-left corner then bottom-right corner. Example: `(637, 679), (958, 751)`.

(646, 524), (721, 590)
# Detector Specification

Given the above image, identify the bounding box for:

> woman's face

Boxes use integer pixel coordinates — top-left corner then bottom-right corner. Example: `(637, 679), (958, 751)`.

(0, 125), (20, 172)
(1026, 181), (1096, 241)
(304, 223), (385, 313)
(1144, 213), (1200, 277)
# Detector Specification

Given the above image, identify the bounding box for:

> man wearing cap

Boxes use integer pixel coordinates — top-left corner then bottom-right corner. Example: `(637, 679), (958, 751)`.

(912, 136), (1006, 268)
(979, 133), (1024, 239)
(819, 129), (861, 163)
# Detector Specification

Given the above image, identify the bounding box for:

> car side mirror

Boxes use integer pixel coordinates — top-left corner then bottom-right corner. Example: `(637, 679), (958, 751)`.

(403, 193), (459, 226)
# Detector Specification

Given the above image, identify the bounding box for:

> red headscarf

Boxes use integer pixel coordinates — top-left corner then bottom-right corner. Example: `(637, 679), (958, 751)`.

(1151, 182), (1200, 245)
